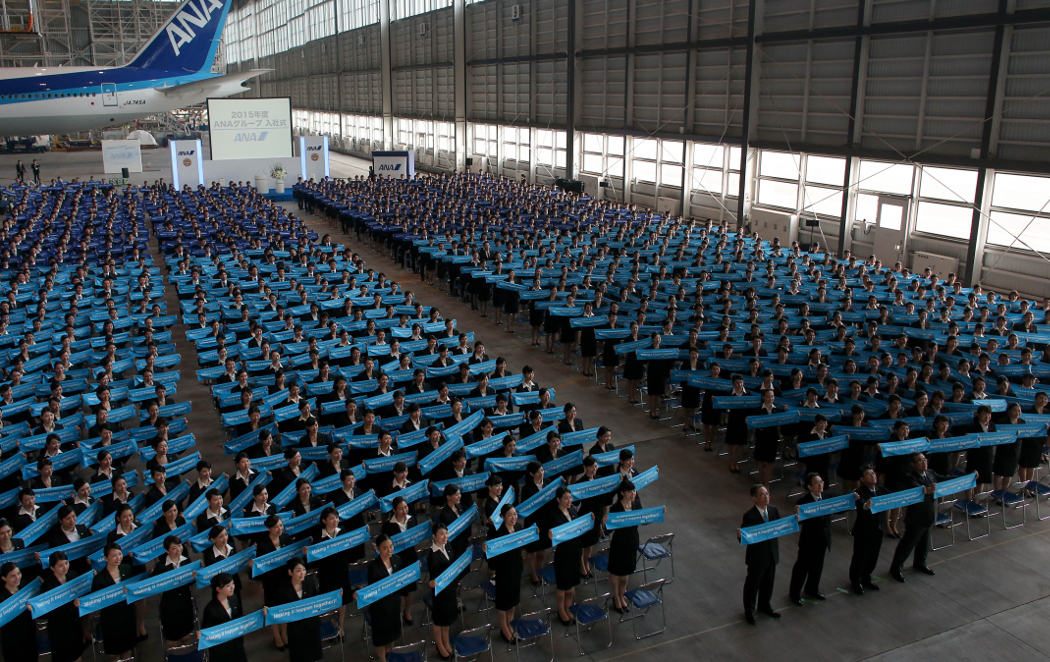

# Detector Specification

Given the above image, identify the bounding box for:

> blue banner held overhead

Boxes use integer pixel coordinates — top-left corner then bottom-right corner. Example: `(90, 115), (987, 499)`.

(356, 562), (421, 609)
(516, 477), (563, 518)
(252, 543), (305, 578)
(12, 504), (61, 545)
(430, 472), (490, 497)
(446, 504), (478, 542)
(433, 548), (472, 596)
(198, 609), (265, 651)
(484, 456), (535, 473)
(305, 526), (370, 563)
(746, 410), (800, 429)
(0, 544), (46, 568)
(797, 434), (849, 458)
(78, 572), (146, 616)
(40, 531), (107, 568)
(633, 465), (659, 491)
(129, 523), (195, 564)
(266, 589), (343, 625)
(363, 451), (417, 475)
(926, 433), (982, 454)
(551, 513), (594, 545)
(606, 505), (666, 530)
(196, 545), (256, 588)
(0, 577), (40, 627)
(126, 560), (200, 603)
(591, 445), (633, 468)
(879, 438), (931, 457)
(380, 480), (429, 513)
(542, 450), (584, 476)
(337, 490), (378, 521)
(568, 473), (621, 501)
(490, 486), (515, 529)
(485, 524), (539, 558)
(392, 520), (431, 554)
(934, 472), (978, 499)
(739, 516), (800, 546)
(869, 486), (925, 514)
(418, 437), (464, 476)
(28, 570), (93, 617)
(797, 493), (856, 521)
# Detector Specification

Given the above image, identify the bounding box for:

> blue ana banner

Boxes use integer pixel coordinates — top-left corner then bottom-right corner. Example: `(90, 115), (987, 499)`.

(490, 486), (516, 529)
(137, 482), (190, 522)
(636, 348), (680, 360)
(184, 475), (230, 521)
(445, 410), (484, 438)
(40, 531), (108, 568)
(484, 456), (535, 473)
(465, 433), (507, 458)
(430, 472), (490, 497)
(870, 486), (925, 514)
(364, 451), (417, 475)
(568, 473), (621, 501)
(196, 545), (256, 588)
(418, 437), (464, 476)
(542, 450), (583, 476)
(282, 510), (321, 538)
(198, 609), (265, 651)
(381, 480), (430, 513)
(926, 433), (982, 453)
(797, 493), (856, 521)
(980, 431), (1019, 447)
(272, 465), (320, 507)
(516, 425), (556, 453)
(606, 505), (666, 530)
(592, 445), (633, 468)
(797, 434), (849, 458)
(306, 526), (370, 562)
(739, 516), (800, 546)
(13, 504), (61, 545)
(0, 544), (46, 568)
(551, 513), (594, 545)
(516, 477), (563, 518)
(252, 543), (304, 578)
(446, 504), (478, 542)
(713, 395), (761, 410)
(338, 490), (378, 521)
(746, 410), (800, 429)
(0, 577), (40, 627)
(879, 438), (931, 457)
(934, 472), (978, 499)
(130, 523), (195, 564)
(433, 548), (472, 596)
(126, 560), (200, 603)
(633, 465), (659, 491)
(356, 562), (421, 609)
(266, 589), (343, 625)
(78, 573), (147, 616)
(485, 524), (539, 558)
(227, 472), (271, 515)
(230, 514), (288, 538)
(392, 521), (432, 554)
(28, 570), (93, 617)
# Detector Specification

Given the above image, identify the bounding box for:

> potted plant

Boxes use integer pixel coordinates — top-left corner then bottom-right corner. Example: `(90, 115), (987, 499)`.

(270, 163), (287, 193)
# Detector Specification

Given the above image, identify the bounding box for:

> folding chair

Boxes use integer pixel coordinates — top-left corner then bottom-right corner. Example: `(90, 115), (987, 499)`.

(622, 578), (667, 640)
(319, 607), (346, 662)
(387, 638), (427, 662)
(35, 617), (49, 658)
(1029, 464), (1050, 520)
(452, 623), (493, 662)
(638, 532), (675, 583)
(931, 497), (958, 551)
(953, 491), (991, 540)
(995, 481), (1029, 529)
(510, 607), (553, 662)
(566, 592), (613, 655)
(587, 546), (611, 593)
(537, 565), (557, 599)
(165, 641), (203, 662)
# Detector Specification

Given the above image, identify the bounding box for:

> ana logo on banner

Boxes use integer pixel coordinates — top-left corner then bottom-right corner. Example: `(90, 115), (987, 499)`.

(446, 504), (478, 542)
(196, 545), (256, 588)
(29, 571), (93, 617)
(490, 486), (515, 529)
(739, 516), (800, 546)
(516, 477), (563, 518)
(550, 513), (594, 545)
(356, 562), (421, 609)
(485, 524), (539, 558)
(199, 610), (265, 651)
(0, 577), (40, 627)
(606, 505), (665, 530)
(433, 548), (472, 596)
(796, 494), (855, 521)
(306, 526), (370, 562)
(265, 589), (342, 625)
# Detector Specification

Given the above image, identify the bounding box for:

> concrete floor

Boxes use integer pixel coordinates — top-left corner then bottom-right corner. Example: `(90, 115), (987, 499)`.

(4, 147), (1050, 662)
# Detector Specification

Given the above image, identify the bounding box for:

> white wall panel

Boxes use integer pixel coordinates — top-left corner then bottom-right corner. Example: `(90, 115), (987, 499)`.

(762, 0), (858, 32)
(467, 63), (498, 121)
(693, 47), (746, 139)
(634, 0), (689, 47)
(533, 59), (568, 124)
(695, 0), (750, 41)
(632, 52), (687, 131)
(997, 25), (1050, 163)
(500, 62), (531, 123)
(580, 55), (627, 128)
(580, 0), (627, 51)
(533, 0), (567, 54)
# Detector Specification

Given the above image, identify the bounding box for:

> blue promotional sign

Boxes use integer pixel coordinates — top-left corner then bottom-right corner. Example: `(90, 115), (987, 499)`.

(40, 532), (108, 568)
(739, 516), (800, 546)
(430, 472), (489, 497)
(363, 451), (417, 475)
(129, 523), (195, 564)
(356, 562), (421, 609)
(418, 437), (464, 476)
(869, 486), (925, 514)
(0, 544), (45, 567)
(126, 560), (200, 603)
(196, 545), (256, 588)
(633, 465), (659, 491)
(797, 434), (849, 458)
(926, 433), (981, 453)
(797, 493), (856, 521)
(465, 432), (507, 458)
(446, 504), (478, 542)
(591, 445), (633, 468)
(551, 513), (594, 545)
(746, 410), (799, 429)
(272, 464), (320, 507)
(542, 450), (583, 476)
(484, 456), (535, 473)
(184, 475), (230, 521)
(0, 577), (40, 627)
(980, 431), (1018, 447)
(266, 589), (343, 625)
(445, 410), (484, 438)
(392, 521), (432, 554)
(78, 572), (147, 616)
(516, 477), (563, 518)
(137, 482), (190, 522)
(568, 473), (621, 501)
(306, 526), (370, 562)
(198, 609), (265, 651)
(252, 543), (304, 578)
(606, 505), (666, 530)
(433, 548), (472, 596)
(516, 425), (557, 453)
(13, 504), (60, 545)
(934, 472), (978, 499)
(878, 438), (931, 457)
(283, 509), (321, 538)
(713, 395), (761, 410)
(636, 348), (679, 360)
(380, 480), (429, 513)
(337, 490), (378, 521)
(28, 571), (93, 617)
(485, 524), (539, 558)
(490, 486), (516, 529)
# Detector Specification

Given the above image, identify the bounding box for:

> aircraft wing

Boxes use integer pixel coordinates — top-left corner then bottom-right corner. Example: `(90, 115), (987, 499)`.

(156, 69), (269, 98)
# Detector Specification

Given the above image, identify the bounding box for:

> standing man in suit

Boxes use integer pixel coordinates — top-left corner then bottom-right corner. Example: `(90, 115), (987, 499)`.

(789, 472), (831, 604)
(889, 453), (938, 582)
(850, 465), (885, 594)
(739, 484), (782, 624)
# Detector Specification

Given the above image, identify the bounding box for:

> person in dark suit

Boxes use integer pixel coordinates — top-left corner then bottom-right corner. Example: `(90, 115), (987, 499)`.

(739, 484), (782, 624)
(201, 573), (247, 662)
(850, 465), (885, 594)
(789, 472), (831, 604)
(889, 453), (938, 582)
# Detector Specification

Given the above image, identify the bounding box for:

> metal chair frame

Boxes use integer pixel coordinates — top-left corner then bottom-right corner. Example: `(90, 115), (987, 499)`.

(638, 532), (675, 583)
(451, 623), (494, 662)
(566, 591), (613, 655)
(510, 606), (553, 662)
(621, 578), (667, 640)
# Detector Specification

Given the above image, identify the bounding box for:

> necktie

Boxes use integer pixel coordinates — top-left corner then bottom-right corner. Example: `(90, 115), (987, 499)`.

(761, 509), (768, 522)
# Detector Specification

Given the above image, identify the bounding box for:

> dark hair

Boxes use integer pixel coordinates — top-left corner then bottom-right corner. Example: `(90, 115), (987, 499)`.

(749, 484), (766, 497)
(264, 514), (282, 529)
(210, 572), (235, 596)
(618, 479), (636, 496)
(208, 525), (226, 540)
(48, 550), (69, 567)
(163, 535), (182, 550)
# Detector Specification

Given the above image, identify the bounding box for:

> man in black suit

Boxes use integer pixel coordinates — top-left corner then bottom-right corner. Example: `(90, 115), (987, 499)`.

(889, 453), (938, 582)
(789, 472), (831, 604)
(850, 465), (885, 594)
(739, 484), (782, 624)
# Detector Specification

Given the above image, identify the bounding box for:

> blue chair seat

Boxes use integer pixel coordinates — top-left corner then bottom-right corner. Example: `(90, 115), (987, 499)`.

(626, 588), (661, 609)
(319, 619), (339, 640)
(388, 652), (423, 662)
(482, 580), (496, 600)
(539, 566), (556, 584)
(472, 542), (486, 561)
(167, 652), (204, 662)
(349, 567), (368, 588)
(513, 617), (549, 639)
(1000, 491), (1024, 505)
(453, 634), (489, 657)
(640, 542), (669, 560)
(570, 603), (606, 625)
(591, 554), (609, 572)
(1027, 481), (1050, 496)
(935, 512), (952, 526)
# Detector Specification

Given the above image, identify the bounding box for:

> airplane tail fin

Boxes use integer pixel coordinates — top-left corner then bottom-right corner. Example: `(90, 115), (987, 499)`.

(124, 0), (233, 73)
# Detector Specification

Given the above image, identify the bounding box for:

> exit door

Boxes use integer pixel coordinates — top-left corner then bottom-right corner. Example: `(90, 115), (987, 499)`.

(872, 197), (908, 269)
(101, 83), (117, 106)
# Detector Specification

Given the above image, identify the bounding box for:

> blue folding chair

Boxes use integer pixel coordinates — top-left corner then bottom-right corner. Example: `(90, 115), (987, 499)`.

(166, 641), (203, 662)
(452, 623), (493, 662)
(638, 532), (675, 583)
(622, 578), (667, 640)
(567, 592), (613, 655)
(387, 639), (427, 662)
(319, 606), (345, 662)
(510, 606), (553, 662)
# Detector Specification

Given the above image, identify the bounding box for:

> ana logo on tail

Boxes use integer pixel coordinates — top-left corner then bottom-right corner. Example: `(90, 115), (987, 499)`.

(166, 0), (224, 57)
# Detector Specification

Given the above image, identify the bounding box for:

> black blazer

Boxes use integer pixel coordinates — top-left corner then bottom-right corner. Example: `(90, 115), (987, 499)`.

(852, 484), (885, 538)
(795, 493), (831, 551)
(741, 505), (780, 567)
(902, 469), (937, 527)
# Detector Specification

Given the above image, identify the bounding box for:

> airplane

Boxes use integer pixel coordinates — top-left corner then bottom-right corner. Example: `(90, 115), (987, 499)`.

(0, 0), (264, 136)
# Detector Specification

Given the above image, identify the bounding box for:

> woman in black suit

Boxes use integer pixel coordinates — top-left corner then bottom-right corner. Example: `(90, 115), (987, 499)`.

(437, 485), (467, 560)
(202, 525), (242, 610)
(753, 389), (782, 487)
(91, 543), (138, 658)
(622, 322), (644, 404)
(201, 573), (247, 662)
(725, 374), (750, 473)
(479, 474), (505, 529)
(380, 496), (417, 625)
(680, 347), (702, 432)
(801, 414), (832, 483)
(279, 557), (323, 662)
(367, 534), (403, 662)
(557, 402), (584, 434)
(255, 514), (292, 650)
(993, 402), (1024, 501)
(0, 561), (36, 662)
(699, 362), (724, 452)
(313, 507), (352, 637)
(40, 551), (89, 662)
(548, 486), (581, 626)
(965, 405), (996, 510)
(487, 504), (524, 644)
(520, 461), (550, 585)
(607, 480), (640, 613)
(600, 311), (622, 390)
(426, 523), (458, 660)
(644, 333), (672, 419)
(329, 470), (367, 559)
(154, 535), (195, 645)
(572, 455), (606, 578)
